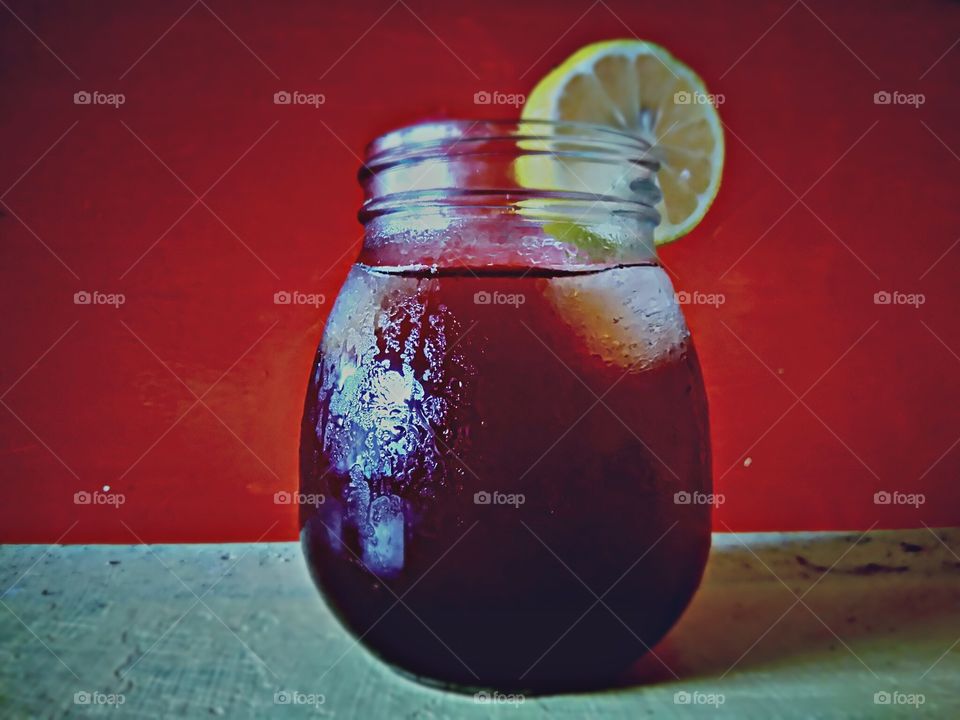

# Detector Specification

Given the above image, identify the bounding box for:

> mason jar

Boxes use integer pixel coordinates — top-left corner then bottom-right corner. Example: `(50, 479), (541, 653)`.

(299, 119), (712, 693)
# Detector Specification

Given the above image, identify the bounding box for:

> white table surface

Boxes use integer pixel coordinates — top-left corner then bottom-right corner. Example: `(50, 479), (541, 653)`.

(1, 528), (958, 719)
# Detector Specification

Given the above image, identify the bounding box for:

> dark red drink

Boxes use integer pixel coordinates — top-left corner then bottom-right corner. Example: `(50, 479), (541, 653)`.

(300, 262), (711, 692)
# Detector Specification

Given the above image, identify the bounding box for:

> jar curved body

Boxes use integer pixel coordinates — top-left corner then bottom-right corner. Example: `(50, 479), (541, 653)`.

(299, 257), (711, 692)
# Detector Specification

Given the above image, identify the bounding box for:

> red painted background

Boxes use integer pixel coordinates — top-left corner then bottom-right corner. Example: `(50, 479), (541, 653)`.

(1, 0), (958, 543)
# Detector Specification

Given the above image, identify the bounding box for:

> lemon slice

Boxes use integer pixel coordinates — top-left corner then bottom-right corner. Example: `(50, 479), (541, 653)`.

(520, 39), (724, 245)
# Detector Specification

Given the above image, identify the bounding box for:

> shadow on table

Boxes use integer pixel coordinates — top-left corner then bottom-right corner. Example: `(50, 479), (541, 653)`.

(621, 529), (958, 685)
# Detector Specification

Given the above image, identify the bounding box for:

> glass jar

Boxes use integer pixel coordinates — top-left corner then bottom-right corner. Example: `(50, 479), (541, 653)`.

(299, 120), (711, 693)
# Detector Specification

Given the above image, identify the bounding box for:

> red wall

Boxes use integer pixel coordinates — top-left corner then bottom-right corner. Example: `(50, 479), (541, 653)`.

(1, 0), (958, 543)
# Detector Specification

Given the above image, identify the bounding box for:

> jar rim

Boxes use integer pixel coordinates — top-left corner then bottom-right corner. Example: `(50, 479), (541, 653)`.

(357, 118), (662, 248)
(363, 118), (654, 169)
